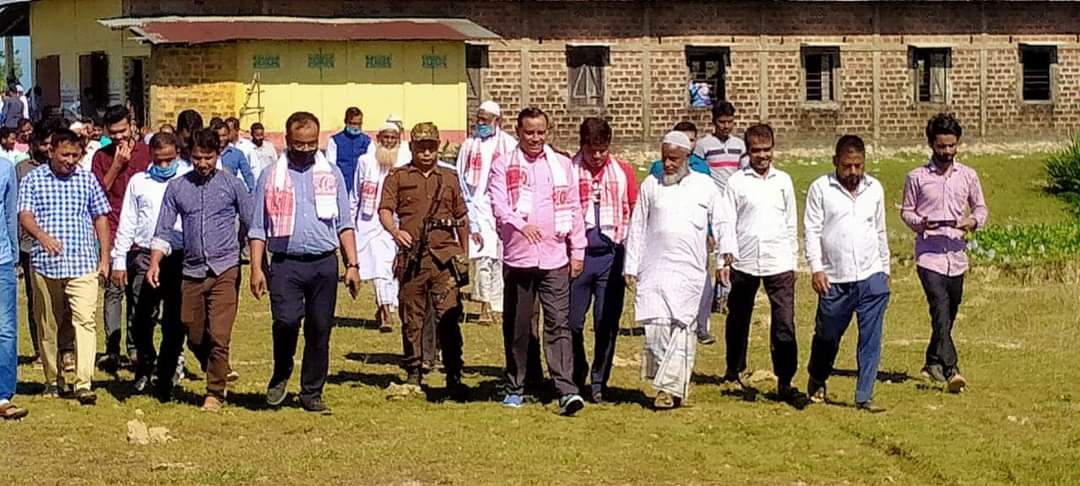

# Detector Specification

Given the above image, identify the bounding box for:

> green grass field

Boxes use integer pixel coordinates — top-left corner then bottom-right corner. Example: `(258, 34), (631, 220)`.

(3, 151), (1079, 485)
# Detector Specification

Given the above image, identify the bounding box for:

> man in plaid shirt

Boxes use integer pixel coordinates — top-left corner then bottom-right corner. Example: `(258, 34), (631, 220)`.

(18, 128), (111, 405)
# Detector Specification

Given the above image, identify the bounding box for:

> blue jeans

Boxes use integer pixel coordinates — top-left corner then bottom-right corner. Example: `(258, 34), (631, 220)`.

(0, 261), (17, 401)
(807, 272), (890, 404)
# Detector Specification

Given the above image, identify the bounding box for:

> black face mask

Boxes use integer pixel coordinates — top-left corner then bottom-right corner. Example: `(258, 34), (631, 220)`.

(288, 149), (317, 168)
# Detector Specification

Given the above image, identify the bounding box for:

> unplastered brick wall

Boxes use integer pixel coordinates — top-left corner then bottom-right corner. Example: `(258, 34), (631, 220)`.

(149, 43), (240, 130)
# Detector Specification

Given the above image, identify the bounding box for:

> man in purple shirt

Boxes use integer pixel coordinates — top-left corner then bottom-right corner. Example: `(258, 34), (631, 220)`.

(487, 107), (587, 416)
(147, 128), (253, 411)
(901, 113), (988, 394)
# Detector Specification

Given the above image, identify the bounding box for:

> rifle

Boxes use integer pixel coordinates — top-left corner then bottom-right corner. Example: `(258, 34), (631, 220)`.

(399, 172), (445, 279)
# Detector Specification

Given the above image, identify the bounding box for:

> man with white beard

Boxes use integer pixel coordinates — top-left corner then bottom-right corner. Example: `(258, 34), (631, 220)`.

(351, 123), (412, 332)
(456, 101), (516, 324)
(624, 131), (735, 409)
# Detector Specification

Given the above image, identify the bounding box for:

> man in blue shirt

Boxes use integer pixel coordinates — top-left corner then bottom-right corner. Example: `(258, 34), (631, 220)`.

(0, 155), (28, 419)
(212, 119), (255, 192)
(249, 112), (361, 414)
(325, 106), (371, 196)
(148, 128), (253, 412)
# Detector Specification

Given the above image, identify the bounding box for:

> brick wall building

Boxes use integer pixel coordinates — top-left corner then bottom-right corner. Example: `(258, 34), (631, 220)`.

(125, 0), (1080, 147)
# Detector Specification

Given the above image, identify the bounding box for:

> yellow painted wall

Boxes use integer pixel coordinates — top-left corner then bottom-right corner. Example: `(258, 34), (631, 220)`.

(30, 0), (150, 105)
(235, 40), (467, 140)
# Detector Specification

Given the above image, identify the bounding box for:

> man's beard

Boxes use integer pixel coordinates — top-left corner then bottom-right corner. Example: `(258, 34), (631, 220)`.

(375, 145), (399, 170)
(661, 164), (690, 186)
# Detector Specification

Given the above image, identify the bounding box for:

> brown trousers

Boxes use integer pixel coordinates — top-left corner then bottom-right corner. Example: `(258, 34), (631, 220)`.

(180, 266), (239, 399)
(398, 254), (463, 375)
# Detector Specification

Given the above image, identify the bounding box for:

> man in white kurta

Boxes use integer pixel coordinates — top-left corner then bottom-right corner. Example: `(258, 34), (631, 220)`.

(351, 123), (411, 332)
(456, 101), (516, 324)
(624, 131), (735, 409)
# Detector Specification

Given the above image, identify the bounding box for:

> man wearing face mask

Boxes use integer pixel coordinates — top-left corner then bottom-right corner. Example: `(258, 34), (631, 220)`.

(379, 122), (469, 397)
(148, 128), (253, 412)
(249, 112), (360, 413)
(456, 100), (516, 325)
(249, 122), (279, 179)
(325, 107), (371, 197)
(92, 105), (151, 372)
(568, 117), (638, 404)
(109, 133), (192, 396)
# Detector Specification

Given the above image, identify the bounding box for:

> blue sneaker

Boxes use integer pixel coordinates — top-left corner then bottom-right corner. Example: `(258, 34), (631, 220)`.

(502, 394), (524, 408)
(559, 394), (585, 416)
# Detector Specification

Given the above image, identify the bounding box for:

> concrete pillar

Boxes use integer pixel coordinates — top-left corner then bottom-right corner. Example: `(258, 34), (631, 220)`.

(642, 46), (652, 142)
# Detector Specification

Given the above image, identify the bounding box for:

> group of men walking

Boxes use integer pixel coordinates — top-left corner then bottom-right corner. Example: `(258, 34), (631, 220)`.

(0, 96), (987, 420)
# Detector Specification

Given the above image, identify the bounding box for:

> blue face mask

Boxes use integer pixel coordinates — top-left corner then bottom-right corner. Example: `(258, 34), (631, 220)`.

(345, 127), (363, 137)
(475, 124), (494, 139)
(148, 159), (179, 182)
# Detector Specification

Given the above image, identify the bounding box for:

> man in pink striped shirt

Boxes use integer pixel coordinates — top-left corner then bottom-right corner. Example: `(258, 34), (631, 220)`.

(901, 113), (988, 394)
(487, 107), (587, 415)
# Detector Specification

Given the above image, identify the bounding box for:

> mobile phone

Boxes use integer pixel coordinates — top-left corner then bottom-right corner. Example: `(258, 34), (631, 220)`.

(928, 219), (957, 227)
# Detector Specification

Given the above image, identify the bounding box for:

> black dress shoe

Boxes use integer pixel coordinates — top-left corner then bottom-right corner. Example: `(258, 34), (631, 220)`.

(301, 397), (331, 414)
(778, 384), (810, 410)
(446, 375), (468, 401)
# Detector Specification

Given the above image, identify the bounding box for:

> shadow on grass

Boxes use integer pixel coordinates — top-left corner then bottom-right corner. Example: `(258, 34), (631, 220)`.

(167, 387), (276, 411)
(461, 364), (503, 378)
(618, 327), (646, 337)
(325, 370), (401, 389)
(17, 355), (38, 366)
(423, 378), (503, 404)
(833, 368), (915, 384)
(15, 381), (44, 395)
(344, 352), (401, 367)
(96, 377), (139, 403)
(333, 317), (380, 330)
(691, 373), (727, 386)
(602, 386), (652, 409)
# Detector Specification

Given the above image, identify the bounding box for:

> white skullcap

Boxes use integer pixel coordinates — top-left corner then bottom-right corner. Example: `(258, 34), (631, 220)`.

(479, 100), (501, 117)
(378, 122), (400, 134)
(386, 113), (403, 124)
(69, 121), (85, 132)
(14, 84), (23, 92)
(661, 130), (692, 151)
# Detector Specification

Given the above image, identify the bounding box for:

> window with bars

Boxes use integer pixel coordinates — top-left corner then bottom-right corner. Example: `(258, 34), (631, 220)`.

(802, 47), (840, 102)
(910, 47), (951, 104)
(1020, 45), (1056, 102)
(466, 44), (489, 101)
(567, 46), (609, 108)
(685, 46), (729, 107)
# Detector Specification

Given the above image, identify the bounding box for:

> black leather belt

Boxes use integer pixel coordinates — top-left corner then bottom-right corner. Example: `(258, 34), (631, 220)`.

(272, 250), (337, 263)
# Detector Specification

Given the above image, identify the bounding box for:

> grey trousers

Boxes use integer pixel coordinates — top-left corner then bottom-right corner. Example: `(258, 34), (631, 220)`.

(502, 264), (577, 397)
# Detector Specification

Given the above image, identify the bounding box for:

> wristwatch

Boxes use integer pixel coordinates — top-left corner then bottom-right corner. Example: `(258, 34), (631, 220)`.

(345, 263), (359, 270)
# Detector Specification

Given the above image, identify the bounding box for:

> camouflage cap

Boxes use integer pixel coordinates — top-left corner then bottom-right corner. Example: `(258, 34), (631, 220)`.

(410, 122), (440, 143)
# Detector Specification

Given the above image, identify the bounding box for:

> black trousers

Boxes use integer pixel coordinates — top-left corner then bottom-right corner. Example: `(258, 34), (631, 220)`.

(268, 252), (338, 401)
(127, 250), (186, 388)
(724, 269), (798, 387)
(569, 247), (625, 395)
(917, 267), (964, 377)
(502, 265), (576, 396)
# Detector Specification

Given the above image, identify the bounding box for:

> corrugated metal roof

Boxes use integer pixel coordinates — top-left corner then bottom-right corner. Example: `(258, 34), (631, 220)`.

(98, 16), (501, 44)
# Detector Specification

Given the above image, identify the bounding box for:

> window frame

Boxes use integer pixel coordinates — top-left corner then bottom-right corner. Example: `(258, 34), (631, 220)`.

(909, 47), (952, 105)
(1019, 44), (1057, 104)
(566, 45), (610, 108)
(685, 46), (730, 109)
(800, 46), (842, 106)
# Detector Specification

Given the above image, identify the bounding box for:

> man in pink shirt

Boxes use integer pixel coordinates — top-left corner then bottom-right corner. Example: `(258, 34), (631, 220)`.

(901, 113), (988, 394)
(487, 107), (587, 415)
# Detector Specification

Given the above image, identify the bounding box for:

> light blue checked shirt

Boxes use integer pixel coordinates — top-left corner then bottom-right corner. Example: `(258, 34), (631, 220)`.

(17, 164), (111, 279)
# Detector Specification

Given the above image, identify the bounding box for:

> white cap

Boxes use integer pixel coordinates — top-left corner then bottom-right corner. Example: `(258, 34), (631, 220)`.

(662, 131), (692, 151)
(69, 121), (85, 133)
(478, 100), (501, 117)
(378, 122), (400, 134)
(385, 113), (403, 124)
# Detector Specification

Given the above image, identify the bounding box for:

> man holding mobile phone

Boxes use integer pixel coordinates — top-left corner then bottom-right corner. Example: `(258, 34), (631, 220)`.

(901, 113), (988, 394)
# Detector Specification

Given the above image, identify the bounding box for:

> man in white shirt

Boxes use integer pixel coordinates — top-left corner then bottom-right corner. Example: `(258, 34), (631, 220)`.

(719, 124), (805, 407)
(0, 127), (28, 165)
(693, 101), (747, 192)
(625, 131), (735, 409)
(109, 133), (192, 398)
(804, 135), (890, 413)
(249, 122), (279, 180)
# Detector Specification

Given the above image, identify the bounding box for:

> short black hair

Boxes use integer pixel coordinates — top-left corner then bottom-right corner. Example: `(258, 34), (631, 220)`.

(286, 111), (321, 133)
(251, 122), (265, 132)
(149, 132), (180, 151)
(516, 106), (549, 128)
(16, 118), (31, 129)
(209, 119), (228, 132)
(208, 116), (224, 127)
(744, 123), (775, 146)
(0, 127), (14, 139)
(103, 105), (131, 127)
(579, 117), (612, 146)
(835, 135), (866, 156)
(50, 128), (84, 149)
(344, 107), (362, 120)
(712, 101), (736, 120)
(925, 112), (962, 145)
(672, 121), (698, 133)
(191, 128), (221, 154)
(225, 117), (241, 130)
(176, 109), (204, 133)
